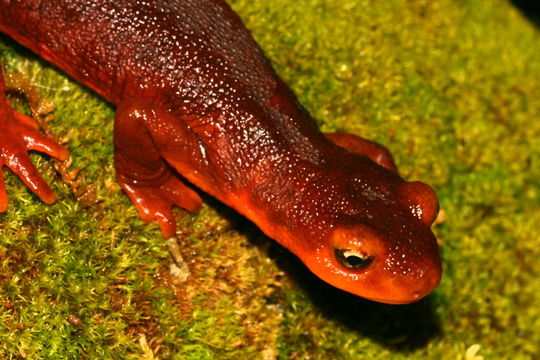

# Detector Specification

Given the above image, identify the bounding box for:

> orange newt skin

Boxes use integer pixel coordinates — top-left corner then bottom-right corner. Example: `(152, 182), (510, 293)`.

(0, 0), (441, 304)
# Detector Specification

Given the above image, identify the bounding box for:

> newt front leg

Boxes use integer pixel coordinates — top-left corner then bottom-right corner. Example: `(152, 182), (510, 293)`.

(325, 132), (397, 172)
(0, 70), (69, 211)
(114, 99), (203, 237)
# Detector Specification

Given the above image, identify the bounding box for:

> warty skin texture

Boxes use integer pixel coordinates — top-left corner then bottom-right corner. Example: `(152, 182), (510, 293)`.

(0, 0), (441, 304)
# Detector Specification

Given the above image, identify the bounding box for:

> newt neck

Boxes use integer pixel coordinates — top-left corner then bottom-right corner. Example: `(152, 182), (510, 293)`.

(235, 137), (345, 254)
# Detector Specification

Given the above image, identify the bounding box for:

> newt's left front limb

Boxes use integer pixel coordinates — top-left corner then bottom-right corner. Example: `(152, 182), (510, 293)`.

(0, 70), (69, 211)
(114, 99), (204, 238)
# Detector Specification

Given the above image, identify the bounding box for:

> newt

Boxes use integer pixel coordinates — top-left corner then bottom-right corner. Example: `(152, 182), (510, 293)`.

(0, 0), (441, 304)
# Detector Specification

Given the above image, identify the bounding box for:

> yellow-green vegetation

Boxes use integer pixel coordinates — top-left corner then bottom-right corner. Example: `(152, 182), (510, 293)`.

(1, 0), (539, 358)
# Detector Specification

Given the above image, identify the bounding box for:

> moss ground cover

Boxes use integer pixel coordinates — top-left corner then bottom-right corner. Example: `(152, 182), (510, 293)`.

(1, 0), (539, 358)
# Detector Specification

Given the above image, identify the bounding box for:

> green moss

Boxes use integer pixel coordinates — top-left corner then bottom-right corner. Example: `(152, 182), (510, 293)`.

(1, 0), (540, 358)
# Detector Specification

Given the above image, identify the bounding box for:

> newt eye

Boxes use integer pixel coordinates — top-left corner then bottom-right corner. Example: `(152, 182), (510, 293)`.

(334, 248), (374, 270)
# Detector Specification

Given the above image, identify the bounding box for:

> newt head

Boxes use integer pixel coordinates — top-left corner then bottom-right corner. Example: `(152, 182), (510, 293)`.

(293, 175), (442, 305)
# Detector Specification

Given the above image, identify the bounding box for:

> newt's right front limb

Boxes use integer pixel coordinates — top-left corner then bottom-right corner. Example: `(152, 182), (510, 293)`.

(0, 69), (69, 211)
(325, 132), (397, 172)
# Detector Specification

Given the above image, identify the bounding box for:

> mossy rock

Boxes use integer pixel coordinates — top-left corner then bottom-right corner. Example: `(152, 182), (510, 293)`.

(1, 0), (539, 358)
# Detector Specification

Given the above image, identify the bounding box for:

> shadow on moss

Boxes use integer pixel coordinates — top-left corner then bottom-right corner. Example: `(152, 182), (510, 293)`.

(222, 195), (442, 354)
(271, 245), (441, 352)
(511, 0), (540, 27)
(211, 187), (443, 353)
(0, 34), (43, 65)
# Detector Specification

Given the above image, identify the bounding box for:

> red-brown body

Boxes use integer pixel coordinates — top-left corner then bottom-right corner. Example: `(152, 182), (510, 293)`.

(0, 0), (441, 304)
